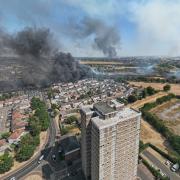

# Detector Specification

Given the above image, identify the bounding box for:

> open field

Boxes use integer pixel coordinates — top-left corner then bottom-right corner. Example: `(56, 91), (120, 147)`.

(24, 172), (42, 180)
(129, 81), (180, 95)
(128, 92), (174, 152)
(128, 92), (169, 152)
(140, 119), (168, 153)
(150, 99), (180, 136)
(79, 61), (122, 65)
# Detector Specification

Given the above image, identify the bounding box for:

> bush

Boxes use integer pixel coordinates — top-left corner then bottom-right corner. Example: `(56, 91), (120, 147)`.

(0, 152), (14, 174)
(15, 133), (39, 162)
(61, 126), (68, 135)
(65, 116), (77, 124)
(29, 98), (50, 132)
(146, 86), (156, 95)
(128, 95), (137, 103)
(1, 132), (11, 139)
(163, 84), (171, 91)
(139, 141), (149, 153)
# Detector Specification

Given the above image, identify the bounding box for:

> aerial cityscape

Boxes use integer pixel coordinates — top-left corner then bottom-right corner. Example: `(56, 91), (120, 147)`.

(0, 1), (180, 180)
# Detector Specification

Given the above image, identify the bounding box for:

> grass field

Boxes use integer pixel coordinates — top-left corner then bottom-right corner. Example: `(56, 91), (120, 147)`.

(128, 92), (177, 153)
(79, 60), (122, 65)
(129, 81), (180, 95)
(150, 99), (180, 136)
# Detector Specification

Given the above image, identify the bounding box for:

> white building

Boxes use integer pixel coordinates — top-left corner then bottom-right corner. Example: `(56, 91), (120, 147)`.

(80, 100), (141, 180)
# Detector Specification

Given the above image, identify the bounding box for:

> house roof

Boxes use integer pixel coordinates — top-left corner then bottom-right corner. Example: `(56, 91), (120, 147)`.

(8, 129), (24, 140)
(0, 139), (6, 146)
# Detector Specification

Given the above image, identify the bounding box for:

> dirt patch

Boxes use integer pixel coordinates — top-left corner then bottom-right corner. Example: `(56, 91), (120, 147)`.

(150, 99), (180, 135)
(140, 119), (168, 152)
(24, 172), (43, 180)
(129, 81), (180, 95)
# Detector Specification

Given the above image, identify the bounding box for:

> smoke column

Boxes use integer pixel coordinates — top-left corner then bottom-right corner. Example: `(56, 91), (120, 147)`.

(0, 27), (92, 90)
(69, 17), (121, 57)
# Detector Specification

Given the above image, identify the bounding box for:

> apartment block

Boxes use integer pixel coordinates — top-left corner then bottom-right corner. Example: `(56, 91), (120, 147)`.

(80, 100), (141, 180)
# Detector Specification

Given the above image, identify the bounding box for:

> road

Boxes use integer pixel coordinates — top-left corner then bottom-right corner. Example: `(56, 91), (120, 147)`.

(142, 150), (180, 180)
(4, 114), (56, 180)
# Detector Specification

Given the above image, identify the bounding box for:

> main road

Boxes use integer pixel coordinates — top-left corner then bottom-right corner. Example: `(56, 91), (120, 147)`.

(142, 150), (180, 180)
(3, 114), (56, 180)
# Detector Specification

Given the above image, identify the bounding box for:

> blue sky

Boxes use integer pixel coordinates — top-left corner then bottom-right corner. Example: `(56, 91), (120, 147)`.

(0, 0), (180, 57)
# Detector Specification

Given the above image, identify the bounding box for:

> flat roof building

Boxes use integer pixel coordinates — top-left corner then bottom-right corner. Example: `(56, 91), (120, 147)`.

(80, 100), (141, 180)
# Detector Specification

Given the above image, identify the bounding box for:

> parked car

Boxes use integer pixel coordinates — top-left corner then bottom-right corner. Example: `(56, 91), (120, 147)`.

(52, 154), (56, 161)
(171, 163), (179, 172)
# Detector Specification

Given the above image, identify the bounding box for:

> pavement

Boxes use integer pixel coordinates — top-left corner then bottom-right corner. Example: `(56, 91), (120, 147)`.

(142, 150), (180, 180)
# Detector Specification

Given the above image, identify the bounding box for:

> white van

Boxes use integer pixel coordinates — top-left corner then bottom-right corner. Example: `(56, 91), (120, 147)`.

(38, 155), (44, 164)
(171, 163), (179, 172)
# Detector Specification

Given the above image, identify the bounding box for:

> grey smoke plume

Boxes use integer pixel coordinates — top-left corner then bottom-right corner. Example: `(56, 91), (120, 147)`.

(69, 17), (120, 57)
(0, 27), (92, 90)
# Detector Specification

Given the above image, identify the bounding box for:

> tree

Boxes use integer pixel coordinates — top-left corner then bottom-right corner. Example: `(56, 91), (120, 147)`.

(146, 86), (155, 95)
(65, 116), (77, 124)
(128, 95), (137, 103)
(29, 116), (41, 136)
(1, 132), (11, 139)
(142, 89), (148, 98)
(51, 103), (58, 110)
(16, 144), (35, 162)
(0, 152), (13, 174)
(163, 84), (171, 92)
(15, 133), (38, 162)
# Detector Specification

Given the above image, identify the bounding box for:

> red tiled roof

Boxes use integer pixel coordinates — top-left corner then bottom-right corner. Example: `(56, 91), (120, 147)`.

(8, 130), (24, 140)
(0, 139), (6, 146)
(12, 111), (28, 121)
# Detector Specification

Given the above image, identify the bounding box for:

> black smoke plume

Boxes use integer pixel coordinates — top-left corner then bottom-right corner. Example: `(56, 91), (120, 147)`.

(69, 17), (120, 57)
(0, 27), (92, 90)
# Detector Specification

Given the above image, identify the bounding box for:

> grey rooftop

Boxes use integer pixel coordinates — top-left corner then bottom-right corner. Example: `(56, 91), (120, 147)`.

(93, 102), (116, 115)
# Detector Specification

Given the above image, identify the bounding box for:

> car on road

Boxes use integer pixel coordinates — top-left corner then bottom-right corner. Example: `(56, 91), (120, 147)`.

(38, 155), (44, 164)
(171, 163), (179, 172)
(52, 154), (56, 161)
(10, 177), (15, 180)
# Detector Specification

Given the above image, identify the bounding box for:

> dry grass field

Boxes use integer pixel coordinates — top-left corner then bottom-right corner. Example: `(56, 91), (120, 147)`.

(24, 173), (42, 180)
(150, 99), (180, 136)
(79, 60), (122, 65)
(129, 81), (180, 95)
(127, 92), (170, 151)
(140, 119), (168, 152)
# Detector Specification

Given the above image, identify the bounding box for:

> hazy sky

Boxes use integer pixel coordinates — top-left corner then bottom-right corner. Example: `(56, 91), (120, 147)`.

(0, 0), (180, 57)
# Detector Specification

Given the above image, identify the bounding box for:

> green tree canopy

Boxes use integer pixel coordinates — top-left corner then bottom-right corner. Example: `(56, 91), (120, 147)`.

(128, 95), (137, 103)
(163, 84), (171, 91)
(0, 152), (13, 174)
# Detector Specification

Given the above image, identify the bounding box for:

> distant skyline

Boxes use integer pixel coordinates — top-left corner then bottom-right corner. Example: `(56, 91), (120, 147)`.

(0, 0), (180, 57)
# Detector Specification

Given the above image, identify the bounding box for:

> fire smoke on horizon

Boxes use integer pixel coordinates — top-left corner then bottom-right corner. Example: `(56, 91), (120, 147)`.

(0, 27), (93, 90)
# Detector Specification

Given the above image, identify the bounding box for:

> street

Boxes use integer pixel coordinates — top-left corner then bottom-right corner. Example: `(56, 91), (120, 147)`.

(142, 150), (180, 180)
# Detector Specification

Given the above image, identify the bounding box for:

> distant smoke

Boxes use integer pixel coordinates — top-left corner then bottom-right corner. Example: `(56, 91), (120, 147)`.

(69, 17), (120, 57)
(0, 27), (92, 90)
